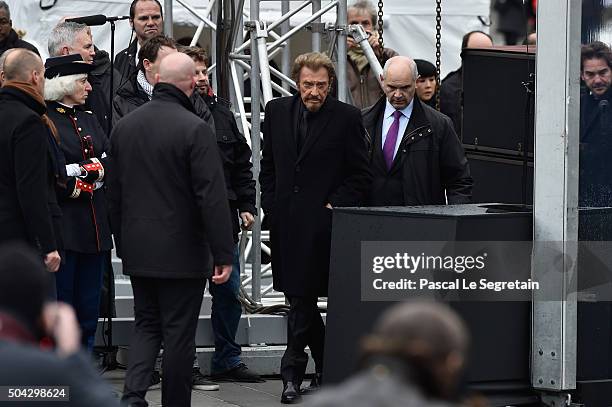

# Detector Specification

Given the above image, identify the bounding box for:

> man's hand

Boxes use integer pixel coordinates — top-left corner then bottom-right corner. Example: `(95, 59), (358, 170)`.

(41, 302), (81, 357)
(325, 203), (333, 209)
(240, 212), (255, 230)
(44, 250), (61, 272)
(212, 264), (232, 285)
(368, 31), (382, 55)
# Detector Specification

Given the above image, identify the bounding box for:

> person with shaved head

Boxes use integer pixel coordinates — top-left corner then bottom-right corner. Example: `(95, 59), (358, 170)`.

(108, 52), (234, 406)
(0, 48), (62, 273)
(362, 55), (473, 206)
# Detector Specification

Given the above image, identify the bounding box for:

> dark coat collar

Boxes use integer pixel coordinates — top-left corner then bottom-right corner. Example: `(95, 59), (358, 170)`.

(0, 29), (19, 49)
(47, 100), (76, 116)
(0, 87), (46, 116)
(152, 83), (196, 115)
(286, 94), (336, 163)
(363, 95), (430, 135)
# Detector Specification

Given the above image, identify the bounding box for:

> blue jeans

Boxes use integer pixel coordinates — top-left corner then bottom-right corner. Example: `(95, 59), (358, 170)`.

(55, 250), (106, 351)
(209, 245), (242, 373)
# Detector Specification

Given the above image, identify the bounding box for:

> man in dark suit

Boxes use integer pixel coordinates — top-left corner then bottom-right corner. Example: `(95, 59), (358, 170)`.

(362, 56), (472, 206)
(0, 49), (61, 272)
(115, 0), (164, 84)
(260, 51), (372, 404)
(108, 52), (234, 407)
(579, 41), (612, 207)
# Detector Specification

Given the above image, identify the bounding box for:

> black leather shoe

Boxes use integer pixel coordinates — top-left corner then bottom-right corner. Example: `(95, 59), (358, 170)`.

(281, 381), (301, 404)
(300, 372), (322, 395)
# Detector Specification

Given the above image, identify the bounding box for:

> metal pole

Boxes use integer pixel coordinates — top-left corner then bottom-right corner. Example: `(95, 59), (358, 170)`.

(281, 0), (291, 91)
(531, 0), (581, 397)
(256, 22), (274, 104)
(311, 0), (321, 52)
(236, 0), (313, 54)
(211, 0), (219, 94)
(249, 0), (262, 303)
(175, 0), (217, 29)
(191, 22), (206, 46)
(266, 1), (338, 54)
(348, 24), (383, 87)
(234, 59), (293, 96)
(190, 0), (217, 46)
(164, 0), (173, 37)
(336, 0), (347, 102)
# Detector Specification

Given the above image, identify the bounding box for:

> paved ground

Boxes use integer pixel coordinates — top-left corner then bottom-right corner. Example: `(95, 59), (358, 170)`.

(104, 370), (288, 407)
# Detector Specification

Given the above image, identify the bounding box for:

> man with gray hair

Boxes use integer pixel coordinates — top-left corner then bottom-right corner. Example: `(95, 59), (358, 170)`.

(0, 1), (39, 56)
(345, 0), (397, 109)
(48, 21), (116, 135)
(362, 55), (472, 206)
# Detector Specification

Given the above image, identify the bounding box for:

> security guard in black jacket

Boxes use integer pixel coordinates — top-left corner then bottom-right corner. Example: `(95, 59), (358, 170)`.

(44, 54), (112, 351)
(184, 46), (261, 383)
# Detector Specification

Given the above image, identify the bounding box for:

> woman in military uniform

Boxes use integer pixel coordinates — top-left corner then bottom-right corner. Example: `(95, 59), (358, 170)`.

(44, 54), (112, 351)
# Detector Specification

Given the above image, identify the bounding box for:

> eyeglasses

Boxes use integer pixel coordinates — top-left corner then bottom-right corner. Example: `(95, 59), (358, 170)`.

(301, 81), (329, 91)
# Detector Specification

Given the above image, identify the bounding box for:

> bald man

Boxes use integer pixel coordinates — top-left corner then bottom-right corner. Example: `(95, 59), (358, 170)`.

(362, 56), (472, 205)
(440, 30), (493, 137)
(108, 52), (234, 406)
(0, 49), (61, 272)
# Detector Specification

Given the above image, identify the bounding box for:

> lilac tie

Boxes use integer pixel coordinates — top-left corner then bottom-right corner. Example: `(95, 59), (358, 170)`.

(383, 110), (402, 170)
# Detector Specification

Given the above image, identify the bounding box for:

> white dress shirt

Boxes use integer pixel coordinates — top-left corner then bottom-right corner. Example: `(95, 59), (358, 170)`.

(381, 98), (414, 159)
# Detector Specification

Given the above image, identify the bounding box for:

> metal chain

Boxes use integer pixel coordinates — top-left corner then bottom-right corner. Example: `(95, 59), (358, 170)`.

(377, 0), (384, 50)
(435, 0), (442, 111)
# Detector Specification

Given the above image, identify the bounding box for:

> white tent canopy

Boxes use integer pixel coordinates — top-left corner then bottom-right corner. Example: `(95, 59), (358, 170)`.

(6, 0), (489, 77)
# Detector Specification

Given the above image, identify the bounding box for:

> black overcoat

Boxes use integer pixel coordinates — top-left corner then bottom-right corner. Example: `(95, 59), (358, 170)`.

(107, 83), (234, 279)
(47, 102), (113, 253)
(260, 94), (372, 297)
(0, 87), (60, 254)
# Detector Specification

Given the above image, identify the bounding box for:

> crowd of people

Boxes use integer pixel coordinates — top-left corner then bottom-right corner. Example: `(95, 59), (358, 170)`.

(0, 0), (608, 405)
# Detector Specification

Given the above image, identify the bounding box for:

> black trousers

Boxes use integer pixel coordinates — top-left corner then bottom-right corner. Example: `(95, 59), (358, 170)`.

(122, 276), (206, 407)
(280, 296), (325, 385)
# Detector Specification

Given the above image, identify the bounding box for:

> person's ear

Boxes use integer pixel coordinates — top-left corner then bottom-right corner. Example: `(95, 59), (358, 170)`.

(143, 58), (152, 72)
(60, 46), (70, 56)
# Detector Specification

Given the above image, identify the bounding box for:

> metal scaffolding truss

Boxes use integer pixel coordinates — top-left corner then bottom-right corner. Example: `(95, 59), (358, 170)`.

(164, 0), (350, 303)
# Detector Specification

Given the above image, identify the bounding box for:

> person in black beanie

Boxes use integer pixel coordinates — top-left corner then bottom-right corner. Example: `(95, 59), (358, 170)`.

(414, 59), (437, 108)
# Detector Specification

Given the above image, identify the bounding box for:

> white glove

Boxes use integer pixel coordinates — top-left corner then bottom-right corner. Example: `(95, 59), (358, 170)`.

(65, 163), (82, 177)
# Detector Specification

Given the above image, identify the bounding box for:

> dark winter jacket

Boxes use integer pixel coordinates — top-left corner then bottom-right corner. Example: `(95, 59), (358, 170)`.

(0, 29), (39, 56)
(197, 93), (256, 242)
(114, 40), (138, 87)
(111, 75), (149, 127)
(107, 83), (234, 278)
(362, 96), (472, 206)
(439, 68), (462, 138)
(0, 87), (60, 254)
(85, 48), (121, 135)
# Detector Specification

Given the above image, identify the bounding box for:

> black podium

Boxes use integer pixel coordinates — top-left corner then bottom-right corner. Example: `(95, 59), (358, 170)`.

(324, 204), (612, 406)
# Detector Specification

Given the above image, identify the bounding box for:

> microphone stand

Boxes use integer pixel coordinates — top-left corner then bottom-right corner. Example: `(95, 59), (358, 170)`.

(99, 18), (117, 373)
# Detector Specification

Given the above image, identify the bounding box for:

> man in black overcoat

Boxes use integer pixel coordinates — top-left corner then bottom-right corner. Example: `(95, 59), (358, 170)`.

(108, 53), (234, 407)
(0, 49), (61, 272)
(362, 56), (472, 206)
(579, 41), (612, 207)
(260, 51), (372, 404)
